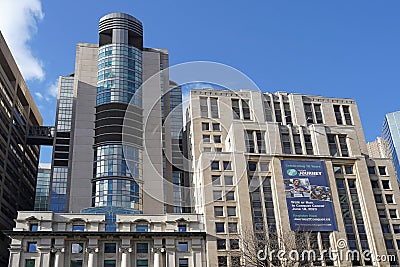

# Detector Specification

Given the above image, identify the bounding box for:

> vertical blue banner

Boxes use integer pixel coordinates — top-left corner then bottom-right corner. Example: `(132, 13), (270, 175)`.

(281, 160), (337, 231)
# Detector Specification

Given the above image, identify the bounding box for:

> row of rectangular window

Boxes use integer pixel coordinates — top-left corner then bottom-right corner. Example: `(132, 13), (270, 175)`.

(217, 239), (240, 250)
(247, 161), (269, 172)
(217, 256), (241, 267)
(26, 241), (190, 254)
(371, 179), (391, 190)
(281, 132), (314, 155)
(381, 223), (400, 234)
(26, 259), (189, 267)
(304, 103), (323, 124)
(368, 165), (388, 175)
(328, 134), (349, 157)
(245, 130), (266, 153)
(31, 223), (188, 233)
(232, 99), (251, 120)
(215, 222), (238, 233)
(333, 165), (354, 175)
(212, 175), (234, 186)
(202, 122), (221, 131)
(214, 206), (236, 217)
(200, 97), (219, 118)
(383, 238), (400, 252)
(211, 161), (232, 171)
(374, 193), (396, 205)
(213, 190), (235, 201)
(333, 105), (353, 125)
(203, 135), (221, 143)
(204, 147), (223, 153)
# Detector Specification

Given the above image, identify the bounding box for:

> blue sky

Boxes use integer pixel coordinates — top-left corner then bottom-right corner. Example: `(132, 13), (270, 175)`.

(1, 0), (400, 163)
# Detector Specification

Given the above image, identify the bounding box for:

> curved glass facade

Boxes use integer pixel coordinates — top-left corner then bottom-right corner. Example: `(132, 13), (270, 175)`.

(94, 144), (142, 179)
(97, 44), (142, 106)
(92, 179), (141, 210)
(93, 144), (142, 210)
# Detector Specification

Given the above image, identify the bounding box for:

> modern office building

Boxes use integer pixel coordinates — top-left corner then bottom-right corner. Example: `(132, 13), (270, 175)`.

(8, 9), (400, 267)
(382, 111), (400, 180)
(40, 13), (189, 217)
(163, 81), (191, 214)
(8, 12), (196, 267)
(0, 31), (43, 265)
(34, 163), (51, 211)
(185, 89), (400, 266)
(48, 75), (75, 212)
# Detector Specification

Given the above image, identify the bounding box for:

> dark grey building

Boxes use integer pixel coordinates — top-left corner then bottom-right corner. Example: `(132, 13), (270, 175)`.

(0, 31), (43, 265)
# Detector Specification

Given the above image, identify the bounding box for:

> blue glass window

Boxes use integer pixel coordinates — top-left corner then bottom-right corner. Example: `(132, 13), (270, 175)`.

(30, 224), (38, 231)
(178, 225), (187, 232)
(177, 242), (188, 252)
(72, 225), (85, 232)
(97, 44), (142, 106)
(27, 242), (37, 252)
(136, 225), (148, 232)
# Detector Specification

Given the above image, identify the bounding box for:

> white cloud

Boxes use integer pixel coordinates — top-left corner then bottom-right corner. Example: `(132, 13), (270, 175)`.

(47, 79), (58, 98)
(34, 92), (43, 100)
(0, 0), (44, 81)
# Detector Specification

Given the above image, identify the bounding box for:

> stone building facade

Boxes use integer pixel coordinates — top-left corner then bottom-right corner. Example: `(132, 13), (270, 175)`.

(185, 89), (400, 266)
(8, 212), (205, 267)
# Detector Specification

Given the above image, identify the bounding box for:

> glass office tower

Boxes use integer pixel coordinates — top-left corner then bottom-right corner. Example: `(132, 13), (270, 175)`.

(34, 163), (51, 211)
(382, 111), (400, 180)
(49, 75), (74, 212)
(91, 13), (144, 214)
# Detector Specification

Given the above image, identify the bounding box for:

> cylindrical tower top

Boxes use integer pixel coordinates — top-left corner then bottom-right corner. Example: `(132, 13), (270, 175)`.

(99, 12), (143, 49)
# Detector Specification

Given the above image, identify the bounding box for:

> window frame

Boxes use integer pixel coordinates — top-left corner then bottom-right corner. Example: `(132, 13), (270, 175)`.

(27, 242), (37, 253)
(71, 243), (84, 254)
(177, 242), (189, 252)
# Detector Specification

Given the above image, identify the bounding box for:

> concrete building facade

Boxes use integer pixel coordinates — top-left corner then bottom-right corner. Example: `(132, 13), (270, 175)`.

(0, 31), (43, 265)
(185, 89), (400, 266)
(367, 137), (392, 160)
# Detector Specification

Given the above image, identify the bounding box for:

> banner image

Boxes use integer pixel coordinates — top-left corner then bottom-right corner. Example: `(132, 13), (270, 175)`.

(281, 160), (337, 231)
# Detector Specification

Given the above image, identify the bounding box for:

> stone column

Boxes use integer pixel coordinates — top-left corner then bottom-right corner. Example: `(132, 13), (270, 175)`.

(153, 238), (165, 267)
(88, 253), (94, 267)
(8, 248), (22, 267)
(154, 250), (161, 267)
(86, 247), (98, 267)
(51, 247), (65, 267)
(166, 249), (175, 267)
(120, 247), (132, 267)
(39, 248), (52, 266)
(190, 251), (196, 267)
(54, 252), (60, 267)
(165, 238), (176, 267)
